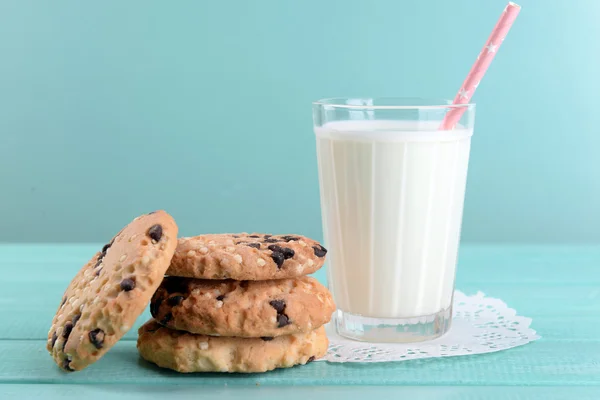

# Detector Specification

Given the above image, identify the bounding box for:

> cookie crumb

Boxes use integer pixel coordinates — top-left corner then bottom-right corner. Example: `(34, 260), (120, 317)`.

(257, 258), (266, 267)
(216, 301), (223, 309)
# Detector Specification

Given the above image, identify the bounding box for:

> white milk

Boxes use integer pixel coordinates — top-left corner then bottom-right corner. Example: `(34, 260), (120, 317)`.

(315, 120), (472, 318)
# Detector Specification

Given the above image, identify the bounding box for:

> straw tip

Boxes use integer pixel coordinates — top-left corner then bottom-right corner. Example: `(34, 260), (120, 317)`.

(508, 1), (521, 9)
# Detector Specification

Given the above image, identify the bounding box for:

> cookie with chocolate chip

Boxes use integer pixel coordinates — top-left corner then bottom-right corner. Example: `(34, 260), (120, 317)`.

(150, 275), (335, 337)
(166, 233), (327, 280)
(137, 319), (327, 373)
(46, 211), (178, 371)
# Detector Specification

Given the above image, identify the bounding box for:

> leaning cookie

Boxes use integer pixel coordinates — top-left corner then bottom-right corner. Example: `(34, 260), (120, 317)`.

(47, 211), (178, 371)
(166, 233), (327, 280)
(151, 276), (335, 338)
(137, 320), (328, 373)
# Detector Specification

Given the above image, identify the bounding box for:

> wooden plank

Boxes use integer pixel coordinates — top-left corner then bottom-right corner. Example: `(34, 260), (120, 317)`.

(2, 339), (600, 386)
(0, 279), (595, 339)
(1, 244), (599, 339)
(2, 244), (599, 389)
(2, 384), (599, 400)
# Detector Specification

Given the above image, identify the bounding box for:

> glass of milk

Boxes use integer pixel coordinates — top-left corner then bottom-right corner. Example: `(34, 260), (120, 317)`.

(313, 98), (475, 342)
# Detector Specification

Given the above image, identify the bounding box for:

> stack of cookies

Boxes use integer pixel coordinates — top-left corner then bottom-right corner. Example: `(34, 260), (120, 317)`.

(47, 212), (334, 373)
(137, 233), (335, 373)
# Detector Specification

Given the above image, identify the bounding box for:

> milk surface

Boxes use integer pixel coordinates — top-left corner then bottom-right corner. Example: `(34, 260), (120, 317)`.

(315, 120), (472, 318)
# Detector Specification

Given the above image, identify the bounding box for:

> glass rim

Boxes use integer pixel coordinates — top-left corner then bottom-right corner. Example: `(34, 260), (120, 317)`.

(313, 97), (475, 110)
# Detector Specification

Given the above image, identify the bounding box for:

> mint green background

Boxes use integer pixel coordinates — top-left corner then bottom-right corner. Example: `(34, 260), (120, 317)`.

(1, 0), (597, 243)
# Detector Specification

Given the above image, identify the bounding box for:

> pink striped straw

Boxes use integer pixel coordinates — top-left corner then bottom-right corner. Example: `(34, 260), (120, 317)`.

(440, 2), (521, 130)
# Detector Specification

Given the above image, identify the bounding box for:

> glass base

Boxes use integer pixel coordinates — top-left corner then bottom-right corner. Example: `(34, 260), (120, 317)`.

(335, 306), (452, 343)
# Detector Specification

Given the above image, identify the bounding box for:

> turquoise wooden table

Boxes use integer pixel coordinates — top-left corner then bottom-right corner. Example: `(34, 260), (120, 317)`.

(1, 244), (599, 399)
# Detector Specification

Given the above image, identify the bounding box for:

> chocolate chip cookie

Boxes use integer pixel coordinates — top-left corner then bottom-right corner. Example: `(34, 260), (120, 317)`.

(46, 211), (178, 371)
(137, 319), (327, 373)
(150, 275), (335, 337)
(166, 233), (327, 280)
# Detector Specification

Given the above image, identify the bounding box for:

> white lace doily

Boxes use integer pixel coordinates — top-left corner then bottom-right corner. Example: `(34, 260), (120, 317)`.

(321, 291), (540, 363)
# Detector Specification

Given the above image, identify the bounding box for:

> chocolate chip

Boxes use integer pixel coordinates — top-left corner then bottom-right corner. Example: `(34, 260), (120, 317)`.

(120, 278), (136, 291)
(51, 332), (58, 348)
(313, 245), (327, 258)
(263, 235), (272, 239)
(147, 224), (163, 241)
(271, 252), (285, 268)
(72, 314), (81, 327)
(95, 267), (102, 276)
(268, 244), (282, 252)
(63, 358), (74, 371)
(148, 210), (157, 214)
(247, 243), (261, 249)
(161, 313), (173, 325)
(281, 235), (300, 242)
(281, 247), (295, 259)
(150, 297), (162, 318)
(268, 300), (290, 327)
(232, 235), (239, 238)
(95, 257), (103, 268)
(269, 300), (286, 314)
(101, 242), (111, 255)
(249, 235), (260, 238)
(307, 356), (315, 363)
(61, 297), (67, 307)
(89, 328), (105, 349)
(264, 238), (279, 243)
(277, 314), (291, 328)
(216, 294), (225, 301)
(167, 295), (185, 306)
(261, 336), (274, 341)
(63, 322), (73, 339)
(62, 322), (73, 350)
